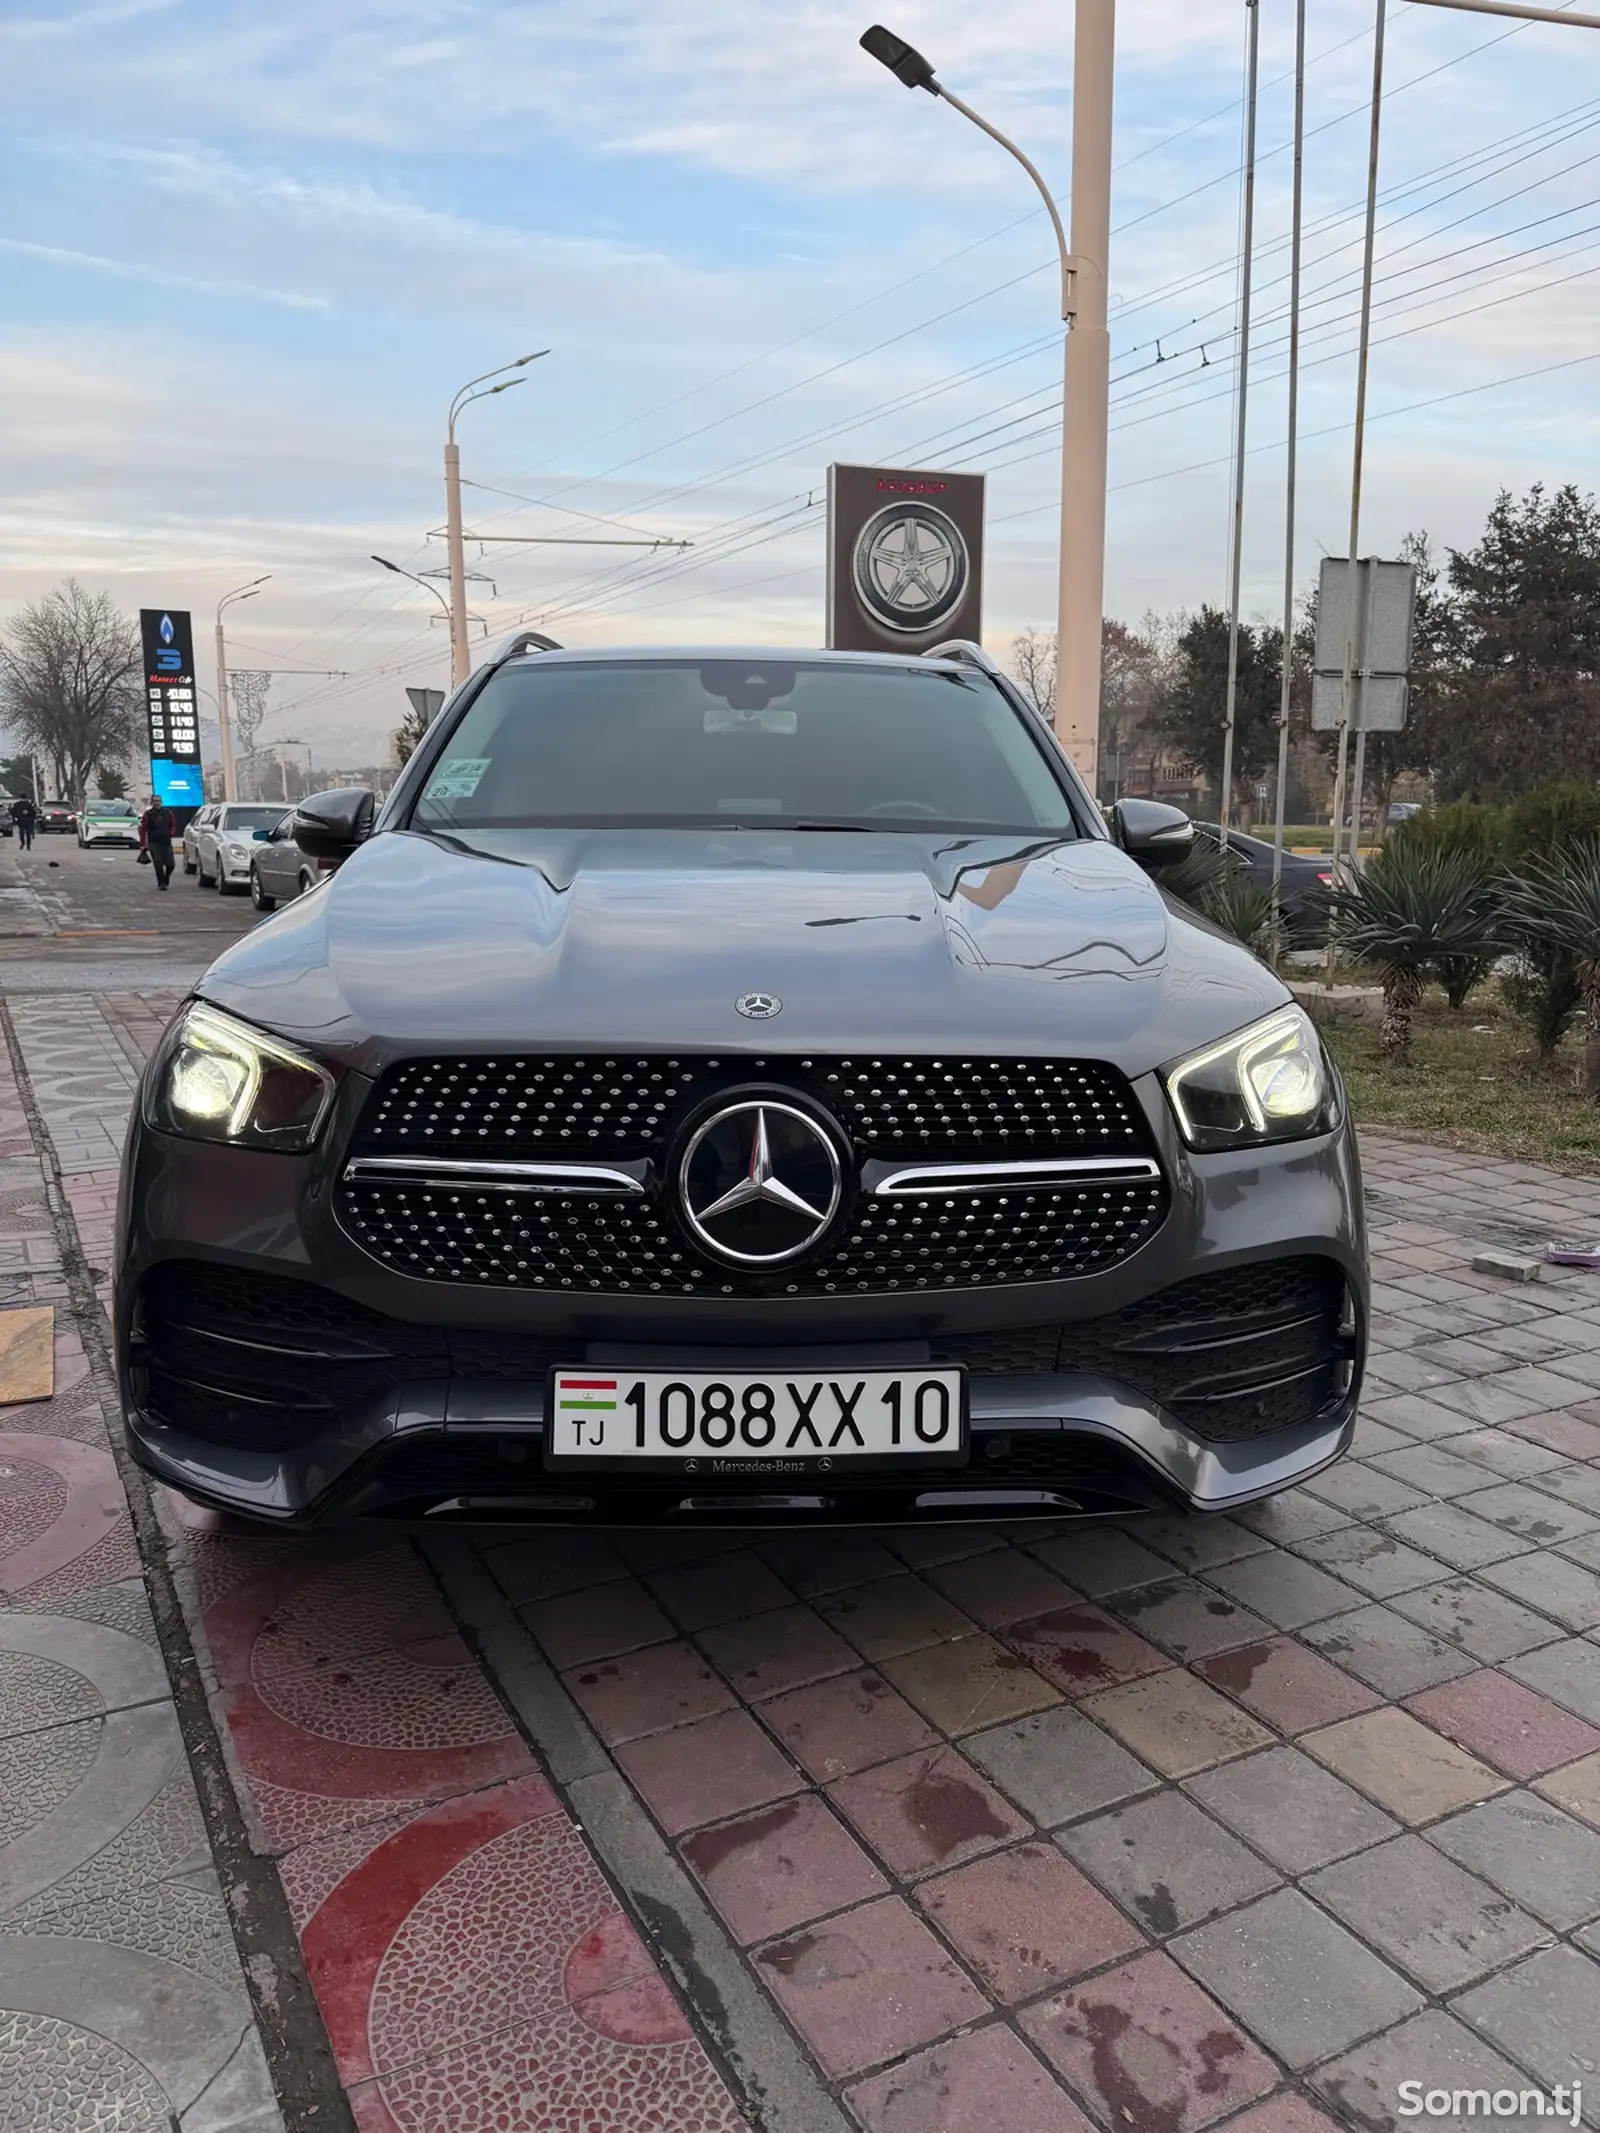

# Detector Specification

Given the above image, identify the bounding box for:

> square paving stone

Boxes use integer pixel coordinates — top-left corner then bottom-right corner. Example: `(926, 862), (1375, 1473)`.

(644, 1548), (794, 1630)
(1186, 1744), (1399, 1873)
(1105, 1577), (1275, 1659)
(1390, 1576), (1565, 1664)
(924, 1547), (1078, 1629)
(1351, 1418), (1414, 1460)
(614, 1706), (804, 1835)
(754, 1894), (985, 2079)
(1203, 1551), (1365, 1631)
(1084, 1670), (1273, 1778)
(879, 1632), (1061, 1735)
(1134, 1516), (1273, 1572)
(1367, 1443), (1499, 1500)
(1311, 2009), (1538, 2133)
(1294, 1524), (1449, 1599)
(1482, 1550), (1600, 1633)
(1382, 1501), (1535, 1572)
(918, 1838), (1145, 2001)
(1506, 1637), (1600, 1723)
(1536, 1751), (1600, 1828)
(563, 1640), (735, 1744)
(1020, 1950), (1276, 2133)
(1440, 1427), (1569, 1480)
(1030, 1527), (1175, 1595)
(1303, 1708), (1506, 1823)
(680, 1794), (887, 1946)
(1303, 1833), (1545, 1993)
(756, 1533), (903, 1597)
(828, 1746), (1029, 1879)
(885, 1527), (1005, 1570)
(758, 1668), (938, 1782)
(1195, 1637), (1380, 1734)
(483, 1533), (628, 1605)
(521, 1577), (674, 1668)
(815, 1576), (973, 1662)
(1171, 1888), (1424, 2069)
(1361, 1391), (1481, 1439)
(1453, 1483), (1600, 1545)
(1303, 1464), (1432, 1522)
(1417, 1376), (1552, 1430)
(846, 2025), (1098, 2133)
(1301, 1603), (1477, 1697)
(697, 1604), (857, 1698)
(964, 1703), (1159, 1828)
(1429, 1788), (1600, 1929)
(1235, 1492), (1356, 1543)
(1221, 2102), (1342, 2133)
(1510, 1410), (1600, 1460)
(1000, 1604), (1170, 1696)
(1407, 1669), (1600, 1779)
(1059, 1788), (1280, 1935)
(1453, 1946), (1600, 2117)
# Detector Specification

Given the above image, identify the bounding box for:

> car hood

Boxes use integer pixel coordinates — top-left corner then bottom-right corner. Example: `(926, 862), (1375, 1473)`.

(198, 827), (1288, 1076)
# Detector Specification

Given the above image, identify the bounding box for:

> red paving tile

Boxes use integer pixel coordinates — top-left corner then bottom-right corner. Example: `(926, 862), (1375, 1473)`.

(1196, 1637), (1382, 1735)
(847, 2024), (1098, 2133)
(759, 1667), (939, 1781)
(1001, 1603), (1170, 1697)
(696, 1602), (858, 1697)
(755, 1894), (987, 2079)
(615, 1707), (804, 1835)
(1216, 2099), (1344, 2133)
(0, 1429), (138, 1598)
(1021, 1950), (1277, 2133)
(521, 1576), (674, 1668)
(924, 1546), (1079, 1628)
(482, 1533), (627, 1605)
(645, 1546), (794, 1629)
(1406, 1668), (1600, 1779)
(563, 1640), (735, 1744)
(828, 1745), (1030, 1877)
(918, 1840), (1146, 2001)
(680, 1793), (887, 1946)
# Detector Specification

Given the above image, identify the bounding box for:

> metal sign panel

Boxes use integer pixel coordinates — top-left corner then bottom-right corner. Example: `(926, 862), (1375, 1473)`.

(1311, 558), (1416, 732)
(826, 464), (985, 652)
(405, 686), (446, 723)
(138, 608), (204, 807)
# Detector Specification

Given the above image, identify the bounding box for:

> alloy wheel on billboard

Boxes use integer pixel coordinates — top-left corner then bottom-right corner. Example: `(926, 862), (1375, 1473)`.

(826, 465), (985, 652)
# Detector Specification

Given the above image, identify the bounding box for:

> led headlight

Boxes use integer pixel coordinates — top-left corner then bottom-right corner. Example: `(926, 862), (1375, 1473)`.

(145, 1002), (336, 1151)
(1162, 1006), (1336, 1153)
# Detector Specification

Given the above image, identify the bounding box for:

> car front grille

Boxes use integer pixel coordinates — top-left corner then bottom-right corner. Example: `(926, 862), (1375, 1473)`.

(339, 1051), (1166, 1295)
(133, 1256), (1350, 1458)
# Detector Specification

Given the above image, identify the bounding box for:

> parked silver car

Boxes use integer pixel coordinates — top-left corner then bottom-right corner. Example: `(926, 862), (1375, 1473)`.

(248, 812), (338, 909)
(190, 803), (290, 893)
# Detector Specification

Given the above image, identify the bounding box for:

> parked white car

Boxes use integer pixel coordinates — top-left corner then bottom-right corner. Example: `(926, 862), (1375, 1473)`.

(191, 803), (290, 893)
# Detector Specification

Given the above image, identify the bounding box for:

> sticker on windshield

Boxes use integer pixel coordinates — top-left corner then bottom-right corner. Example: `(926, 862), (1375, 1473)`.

(424, 758), (490, 801)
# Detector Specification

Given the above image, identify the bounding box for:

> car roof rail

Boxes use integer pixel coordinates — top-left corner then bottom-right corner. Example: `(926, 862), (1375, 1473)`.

(920, 638), (1001, 677)
(487, 628), (563, 666)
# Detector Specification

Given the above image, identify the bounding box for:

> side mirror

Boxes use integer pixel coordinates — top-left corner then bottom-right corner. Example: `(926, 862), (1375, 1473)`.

(1111, 797), (1196, 865)
(292, 787), (375, 862)
(251, 828), (272, 841)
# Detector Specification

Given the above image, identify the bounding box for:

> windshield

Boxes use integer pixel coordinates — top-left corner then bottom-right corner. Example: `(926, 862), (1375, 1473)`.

(409, 659), (1079, 835)
(219, 807), (286, 833)
(89, 800), (136, 816)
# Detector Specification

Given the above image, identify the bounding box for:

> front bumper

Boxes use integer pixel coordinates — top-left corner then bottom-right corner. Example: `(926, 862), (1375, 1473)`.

(217, 848), (255, 882)
(115, 1071), (1367, 1529)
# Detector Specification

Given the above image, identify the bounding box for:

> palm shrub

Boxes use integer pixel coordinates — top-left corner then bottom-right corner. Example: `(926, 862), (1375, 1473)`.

(1505, 841), (1600, 1094)
(1502, 782), (1600, 1054)
(1389, 805), (1505, 1008)
(1323, 844), (1505, 1064)
(1153, 829), (1279, 962)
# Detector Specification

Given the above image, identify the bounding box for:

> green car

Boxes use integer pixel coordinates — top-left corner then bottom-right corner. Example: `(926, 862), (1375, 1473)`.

(77, 798), (141, 848)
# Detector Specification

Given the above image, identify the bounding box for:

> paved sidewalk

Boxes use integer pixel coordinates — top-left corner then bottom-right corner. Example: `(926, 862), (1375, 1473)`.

(10, 986), (1600, 2131)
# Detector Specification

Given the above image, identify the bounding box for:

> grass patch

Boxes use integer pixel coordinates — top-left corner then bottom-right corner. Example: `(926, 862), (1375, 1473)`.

(1324, 986), (1600, 1173)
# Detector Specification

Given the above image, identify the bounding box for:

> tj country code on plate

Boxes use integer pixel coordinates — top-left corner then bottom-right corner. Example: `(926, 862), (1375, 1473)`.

(545, 1367), (968, 1471)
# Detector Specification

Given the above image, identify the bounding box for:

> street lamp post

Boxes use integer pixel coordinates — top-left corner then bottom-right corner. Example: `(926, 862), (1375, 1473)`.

(861, 16), (1113, 789)
(214, 576), (270, 803)
(445, 352), (549, 686)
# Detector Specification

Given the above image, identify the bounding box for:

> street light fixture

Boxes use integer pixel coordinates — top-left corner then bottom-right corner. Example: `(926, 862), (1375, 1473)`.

(861, 15), (1114, 788)
(215, 575), (270, 802)
(445, 351), (549, 686)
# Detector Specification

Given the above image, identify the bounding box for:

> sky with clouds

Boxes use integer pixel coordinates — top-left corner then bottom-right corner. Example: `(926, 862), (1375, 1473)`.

(2, 0), (1598, 767)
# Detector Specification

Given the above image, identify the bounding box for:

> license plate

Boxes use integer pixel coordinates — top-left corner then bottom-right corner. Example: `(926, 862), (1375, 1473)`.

(544, 1367), (968, 1473)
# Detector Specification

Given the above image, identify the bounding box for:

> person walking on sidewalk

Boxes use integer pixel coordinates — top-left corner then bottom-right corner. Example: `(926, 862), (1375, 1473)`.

(139, 795), (176, 890)
(11, 794), (36, 851)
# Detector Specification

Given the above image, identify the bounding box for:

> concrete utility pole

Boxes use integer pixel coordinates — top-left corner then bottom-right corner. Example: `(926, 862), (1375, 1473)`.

(1271, 0), (1308, 923)
(861, 14), (1112, 788)
(1218, 0), (1262, 848)
(214, 577), (270, 803)
(446, 354), (548, 686)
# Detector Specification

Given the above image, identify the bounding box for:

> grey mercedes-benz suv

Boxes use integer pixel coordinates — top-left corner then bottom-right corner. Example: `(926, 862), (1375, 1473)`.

(115, 637), (1365, 1529)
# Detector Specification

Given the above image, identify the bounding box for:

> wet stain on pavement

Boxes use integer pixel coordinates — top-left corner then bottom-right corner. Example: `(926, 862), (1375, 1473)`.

(682, 1799), (801, 1879)
(902, 1765), (1010, 1858)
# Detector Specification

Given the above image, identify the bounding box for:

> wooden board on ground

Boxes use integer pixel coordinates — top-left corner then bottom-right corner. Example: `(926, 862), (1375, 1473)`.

(0, 1307), (54, 1404)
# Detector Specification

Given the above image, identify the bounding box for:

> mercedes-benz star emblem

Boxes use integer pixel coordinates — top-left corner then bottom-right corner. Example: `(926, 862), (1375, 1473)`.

(852, 500), (969, 634)
(678, 1100), (843, 1266)
(735, 991), (782, 1020)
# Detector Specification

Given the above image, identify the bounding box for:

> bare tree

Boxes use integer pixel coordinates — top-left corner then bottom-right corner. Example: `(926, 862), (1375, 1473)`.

(0, 580), (141, 806)
(1008, 626), (1057, 720)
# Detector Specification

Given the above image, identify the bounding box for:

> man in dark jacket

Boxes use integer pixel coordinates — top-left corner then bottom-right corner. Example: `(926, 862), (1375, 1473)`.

(139, 796), (176, 889)
(11, 795), (37, 851)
